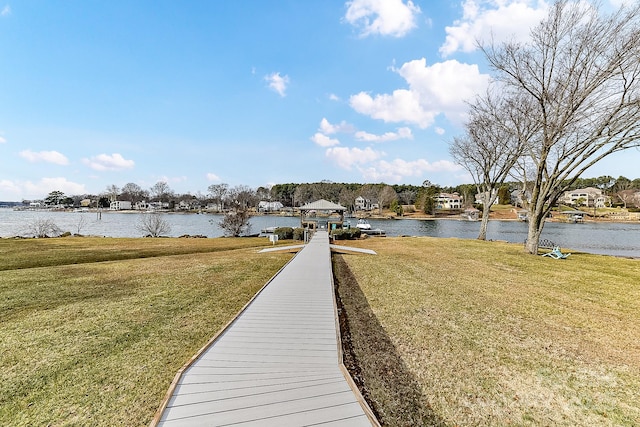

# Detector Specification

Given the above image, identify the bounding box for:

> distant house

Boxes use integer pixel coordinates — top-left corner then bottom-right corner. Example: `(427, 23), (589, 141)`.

(354, 196), (379, 211)
(560, 187), (611, 208)
(149, 201), (170, 210)
(134, 201), (150, 210)
(510, 189), (532, 208)
(110, 200), (132, 210)
(177, 200), (196, 211)
(435, 193), (463, 210)
(475, 190), (499, 206)
(80, 199), (92, 207)
(258, 201), (284, 212)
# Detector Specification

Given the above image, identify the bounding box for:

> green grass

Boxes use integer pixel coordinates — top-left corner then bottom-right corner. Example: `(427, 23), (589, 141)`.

(0, 237), (292, 426)
(335, 237), (640, 426)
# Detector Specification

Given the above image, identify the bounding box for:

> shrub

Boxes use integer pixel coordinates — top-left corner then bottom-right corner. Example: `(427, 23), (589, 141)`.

(331, 228), (362, 240)
(292, 227), (305, 241)
(274, 227), (293, 240)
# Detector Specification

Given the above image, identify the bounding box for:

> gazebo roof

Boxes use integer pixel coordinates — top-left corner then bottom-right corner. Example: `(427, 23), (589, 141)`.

(299, 199), (346, 211)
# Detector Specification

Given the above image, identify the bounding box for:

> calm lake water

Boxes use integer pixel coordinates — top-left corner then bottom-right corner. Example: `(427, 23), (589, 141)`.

(1, 209), (639, 258)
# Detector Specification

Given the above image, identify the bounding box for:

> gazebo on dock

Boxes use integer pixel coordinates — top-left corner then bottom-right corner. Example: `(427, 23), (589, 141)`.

(299, 199), (347, 231)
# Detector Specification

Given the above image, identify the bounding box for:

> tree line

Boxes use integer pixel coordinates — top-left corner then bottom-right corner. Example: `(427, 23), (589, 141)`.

(29, 174), (640, 213)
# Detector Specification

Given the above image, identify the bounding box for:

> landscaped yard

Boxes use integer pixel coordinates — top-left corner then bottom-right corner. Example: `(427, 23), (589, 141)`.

(0, 237), (292, 426)
(3, 235), (639, 426)
(335, 237), (640, 426)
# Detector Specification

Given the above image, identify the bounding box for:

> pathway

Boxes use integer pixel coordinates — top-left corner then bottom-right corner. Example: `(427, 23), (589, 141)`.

(151, 231), (378, 426)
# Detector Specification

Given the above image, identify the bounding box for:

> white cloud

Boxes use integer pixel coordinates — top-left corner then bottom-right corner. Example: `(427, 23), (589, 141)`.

(350, 58), (490, 128)
(435, 127), (445, 135)
(206, 172), (221, 181)
(0, 179), (21, 195)
(22, 177), (86, 198)
(82, 153), (134, 171)
(319, 118), (354, 134)
(360, 158), (463, 182)
(354, 127), (413, 142)
(440, 0), (549, 57)
(344, 0), (421, 37)
(325, 146), (384, 170)
(329, 93), (341, 101)
(350, 89), (435, 128)
(0, 136), (6, 143)
(1, 177), (87, 200)
(1, 5), (10, 17)
(19, 150), (69, 165)
(265, 72), (290, 97)
(311, 133), (341, 147)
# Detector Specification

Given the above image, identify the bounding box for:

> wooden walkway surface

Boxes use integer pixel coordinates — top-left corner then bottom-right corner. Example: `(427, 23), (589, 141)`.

(152, 231), (378, 426)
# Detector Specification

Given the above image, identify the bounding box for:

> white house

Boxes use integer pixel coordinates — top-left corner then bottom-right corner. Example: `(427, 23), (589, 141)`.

(475, 190), (499, 206)
(258, 201), (284, 212)
(134, 200), (150, 210)
(110, 200), (132, 210)
(354, 196), (379, 211)
(435, 193), (463, 210)
(561, 187), (610, 208)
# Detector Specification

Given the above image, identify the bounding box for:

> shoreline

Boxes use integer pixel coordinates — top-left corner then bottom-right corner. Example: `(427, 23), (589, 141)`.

(4, 206), (640, 225)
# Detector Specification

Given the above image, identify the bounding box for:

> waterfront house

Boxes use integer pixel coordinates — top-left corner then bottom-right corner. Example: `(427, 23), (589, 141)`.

(435, 193), (463, 210)
(475, 190), (498, 206)
(354, 196), (379, 212)
(560, 187), (611, 208)
(110, 200), (132, 210)
(134, 201), (150, 210)
(258, 201), (284, 212)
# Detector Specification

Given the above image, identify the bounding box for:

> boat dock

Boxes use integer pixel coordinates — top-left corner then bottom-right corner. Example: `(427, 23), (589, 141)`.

(151, 231), (378, 426)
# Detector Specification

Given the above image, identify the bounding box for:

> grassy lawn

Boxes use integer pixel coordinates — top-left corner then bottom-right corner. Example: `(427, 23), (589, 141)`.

(335, 237), (640, 426)
(0, 237), (292, 426)
(5, 235), (639, 426)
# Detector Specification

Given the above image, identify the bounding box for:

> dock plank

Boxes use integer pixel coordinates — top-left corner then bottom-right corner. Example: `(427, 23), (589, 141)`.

(153, 231), (377, 426)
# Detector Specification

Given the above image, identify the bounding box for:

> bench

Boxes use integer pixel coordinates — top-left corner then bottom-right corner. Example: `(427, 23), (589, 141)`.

(524, 238), (558, 250)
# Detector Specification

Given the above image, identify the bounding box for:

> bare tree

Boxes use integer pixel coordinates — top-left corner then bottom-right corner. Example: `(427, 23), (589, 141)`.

(449, 88), (531, 240)
(121, 182), (147, 204)
(217, 209), (252, 237)
(339, 187), (358, 213)
(616, 189), (637, 209)
(150, 181), (173, 206)
(207, 183), (229, 212)
(482, 1), (640, 253)
(216, 185), (256, 237)
(227, 185), (257, 210)
(74, 214), (88, 235)
(377, 185), (398, 215)
(105, 185), (120, 202)
(22, 218), (63, 238)
(136, 214), (171, 237)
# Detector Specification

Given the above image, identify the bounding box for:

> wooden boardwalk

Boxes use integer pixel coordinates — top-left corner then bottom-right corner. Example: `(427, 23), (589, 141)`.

(152, 231), (378, 426)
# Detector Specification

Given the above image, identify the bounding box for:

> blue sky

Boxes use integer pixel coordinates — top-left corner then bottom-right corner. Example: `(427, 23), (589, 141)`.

(0, 0), (637, 201)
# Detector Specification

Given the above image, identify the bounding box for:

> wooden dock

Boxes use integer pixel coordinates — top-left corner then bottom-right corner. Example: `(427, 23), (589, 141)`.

(152, 231), (378, 426)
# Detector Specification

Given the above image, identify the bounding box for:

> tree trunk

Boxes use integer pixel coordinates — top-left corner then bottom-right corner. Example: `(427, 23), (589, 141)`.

(524, 203), (546, 254)
(478, 203), (491, 240)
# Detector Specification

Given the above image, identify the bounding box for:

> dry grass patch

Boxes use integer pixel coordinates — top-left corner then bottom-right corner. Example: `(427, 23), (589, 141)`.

(0, 236), (275, 271)
(335, 237), (640, 426)
(0, 238), (292, 426)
